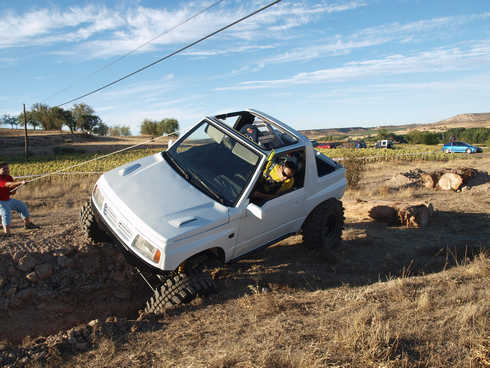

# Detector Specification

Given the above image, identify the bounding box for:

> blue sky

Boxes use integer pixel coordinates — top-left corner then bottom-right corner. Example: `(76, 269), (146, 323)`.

(1, 0), (489, 134)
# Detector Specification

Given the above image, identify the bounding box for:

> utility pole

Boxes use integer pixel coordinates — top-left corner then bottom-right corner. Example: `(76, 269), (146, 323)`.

(23, 104), (29, 161)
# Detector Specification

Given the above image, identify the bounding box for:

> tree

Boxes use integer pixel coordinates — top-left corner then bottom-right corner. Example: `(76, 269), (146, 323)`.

(31, 103), (54, 130)
(140, 119), (159, 136)
(120, 126), (131, 136)
(161, 118), (179, 136)
(18, 110), (40, 130)
(92, 121), (108, 136)
(72, 103), (95, 131)
(108, 126), (122, 136)
(1, 114), (18, 129)
(79, 114), (101, 133)
(62, 109), (76, 133)
(49, 107), (67, 131)
(108, 125), (132, 137)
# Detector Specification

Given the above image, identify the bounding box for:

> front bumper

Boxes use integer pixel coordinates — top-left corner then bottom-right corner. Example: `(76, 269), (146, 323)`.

(91, 199), (166, 275)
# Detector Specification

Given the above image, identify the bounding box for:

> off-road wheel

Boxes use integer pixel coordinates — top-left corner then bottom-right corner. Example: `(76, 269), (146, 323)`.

(145, 270), (216, 314)
(444, 148), (450, 154)
(80, 200), (111, 243)
(466, 148), (472, 154)
(302, 198), (344, 250)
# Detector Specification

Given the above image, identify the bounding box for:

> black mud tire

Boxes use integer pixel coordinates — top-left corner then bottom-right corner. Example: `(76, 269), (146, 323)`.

(144, 270), (216, 314)
(302, 198), (345, 250)
(80, 200), (111, 243)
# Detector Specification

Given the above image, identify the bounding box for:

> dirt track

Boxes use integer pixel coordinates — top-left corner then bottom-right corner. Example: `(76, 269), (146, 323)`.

(0, 155), (488, 366)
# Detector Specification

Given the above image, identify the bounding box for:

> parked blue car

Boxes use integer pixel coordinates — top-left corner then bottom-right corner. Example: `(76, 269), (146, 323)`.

(442, 141), (482, 154)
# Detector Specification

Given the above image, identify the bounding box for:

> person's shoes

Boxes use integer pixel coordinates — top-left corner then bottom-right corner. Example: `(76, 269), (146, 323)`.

(24, 222), (40, 230)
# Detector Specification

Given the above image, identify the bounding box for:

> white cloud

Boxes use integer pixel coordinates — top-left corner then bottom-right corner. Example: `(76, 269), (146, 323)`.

(0, 1), (365, 58)
(216, 42), (490, 90)
(255, 12), (490, 68)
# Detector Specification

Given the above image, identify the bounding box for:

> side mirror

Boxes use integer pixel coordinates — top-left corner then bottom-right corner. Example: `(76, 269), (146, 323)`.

(246, 202), (263, 220)
(167, 139), (174, 148)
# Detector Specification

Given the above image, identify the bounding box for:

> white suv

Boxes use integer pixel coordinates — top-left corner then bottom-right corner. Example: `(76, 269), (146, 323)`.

(80, 109), (346, 313)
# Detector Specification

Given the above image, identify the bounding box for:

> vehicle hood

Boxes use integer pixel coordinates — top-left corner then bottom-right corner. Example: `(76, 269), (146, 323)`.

(100, 153), (229, 242)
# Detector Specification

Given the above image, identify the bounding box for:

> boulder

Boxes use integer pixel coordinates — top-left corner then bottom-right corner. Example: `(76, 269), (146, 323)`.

(420, 173), (437, 189)
(397, 204), (433, 227)
(437, 173), (464, 191)
(345, 200), (435, 228)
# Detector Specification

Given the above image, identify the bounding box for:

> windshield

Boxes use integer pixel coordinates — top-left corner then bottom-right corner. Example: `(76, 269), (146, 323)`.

(166, 120), (261, 206)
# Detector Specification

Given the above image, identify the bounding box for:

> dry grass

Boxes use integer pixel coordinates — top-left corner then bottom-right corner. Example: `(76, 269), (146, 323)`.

(60, 252), (489, 368)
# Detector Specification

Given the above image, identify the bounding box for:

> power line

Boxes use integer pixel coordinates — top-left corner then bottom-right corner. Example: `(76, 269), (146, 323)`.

(43, 0), (226, 103)
(56, 0), (282, 108)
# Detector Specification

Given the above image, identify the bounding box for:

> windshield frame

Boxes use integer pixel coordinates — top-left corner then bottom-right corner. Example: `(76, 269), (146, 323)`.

(164, 118), (267, 207)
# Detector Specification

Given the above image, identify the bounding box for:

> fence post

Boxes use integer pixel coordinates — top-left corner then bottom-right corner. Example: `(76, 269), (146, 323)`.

(23, 104), (29, 161)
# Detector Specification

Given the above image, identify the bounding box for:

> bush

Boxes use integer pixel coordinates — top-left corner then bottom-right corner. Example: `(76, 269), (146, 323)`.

(342, 156), (366, 188)
(406, 130), (440, 145)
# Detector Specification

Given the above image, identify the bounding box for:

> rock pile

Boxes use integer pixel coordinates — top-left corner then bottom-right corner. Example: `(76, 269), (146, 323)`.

(0, 243), (136, 314)
(345, 200), (435, 228)
(387, 167), (480, 191)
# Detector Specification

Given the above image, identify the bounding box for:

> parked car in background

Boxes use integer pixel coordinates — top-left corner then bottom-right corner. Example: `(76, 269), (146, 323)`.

(317, 142), (342, 149)
(343, 140), (367, 149)
(375, 139), (394, 149)
(442, 141), (482, 154)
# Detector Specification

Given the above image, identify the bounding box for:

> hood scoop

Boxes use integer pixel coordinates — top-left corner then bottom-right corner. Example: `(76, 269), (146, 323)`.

(168, 216), (198, 228)
(119, 163), (141, 176)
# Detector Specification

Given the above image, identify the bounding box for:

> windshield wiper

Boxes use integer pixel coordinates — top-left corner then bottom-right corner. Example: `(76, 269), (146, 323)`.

(163, 152), (189, 180)
(187, 167), (226, 205)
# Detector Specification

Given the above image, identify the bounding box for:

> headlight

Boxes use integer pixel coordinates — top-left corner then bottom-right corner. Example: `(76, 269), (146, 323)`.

(93, 185), (104, 209)
(133, 235), (161, 263)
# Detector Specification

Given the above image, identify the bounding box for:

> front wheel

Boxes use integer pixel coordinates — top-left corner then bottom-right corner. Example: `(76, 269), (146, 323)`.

(302, 198), (345, 250)
(144, 270), (216, 314)
(466, 148), (472, 154)
(80, 200), (111, 243)
(444, 148), (450, 154)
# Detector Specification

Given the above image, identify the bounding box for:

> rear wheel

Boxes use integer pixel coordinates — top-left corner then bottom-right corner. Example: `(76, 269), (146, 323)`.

(144, 270), (216, 314)
(302, 198), (344, 250)
(80, 200), (111, 243)
(466, 148), (472, 154)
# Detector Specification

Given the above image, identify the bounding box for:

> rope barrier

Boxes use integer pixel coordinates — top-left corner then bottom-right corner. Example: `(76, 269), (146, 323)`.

(13, 127), (187, 190)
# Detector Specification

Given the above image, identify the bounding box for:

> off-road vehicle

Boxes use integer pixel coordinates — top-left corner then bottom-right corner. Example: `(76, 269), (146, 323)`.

(80, 109), (347, 313)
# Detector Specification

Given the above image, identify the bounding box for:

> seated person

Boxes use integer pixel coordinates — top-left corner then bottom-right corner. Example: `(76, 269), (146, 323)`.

(252, 159), (296, 201)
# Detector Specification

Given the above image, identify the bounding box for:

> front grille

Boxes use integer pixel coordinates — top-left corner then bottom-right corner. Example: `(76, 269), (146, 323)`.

(103, 203), (134, 242)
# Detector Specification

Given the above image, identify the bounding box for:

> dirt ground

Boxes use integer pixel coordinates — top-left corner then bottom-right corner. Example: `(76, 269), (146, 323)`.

(0, 150), (488, 367)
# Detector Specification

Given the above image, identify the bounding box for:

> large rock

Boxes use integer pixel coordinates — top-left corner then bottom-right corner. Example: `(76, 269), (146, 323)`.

(397, 204), (433, 227)
(345, 200), (434, 228)
(437, 173), (464, 191)
(420, 173), (437, 189)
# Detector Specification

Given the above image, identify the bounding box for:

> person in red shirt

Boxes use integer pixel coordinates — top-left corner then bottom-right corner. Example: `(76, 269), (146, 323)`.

(0, 162), (39, 235)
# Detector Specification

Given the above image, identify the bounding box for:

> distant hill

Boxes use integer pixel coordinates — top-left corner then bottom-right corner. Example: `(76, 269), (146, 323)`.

(300, 113), (490, 139)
